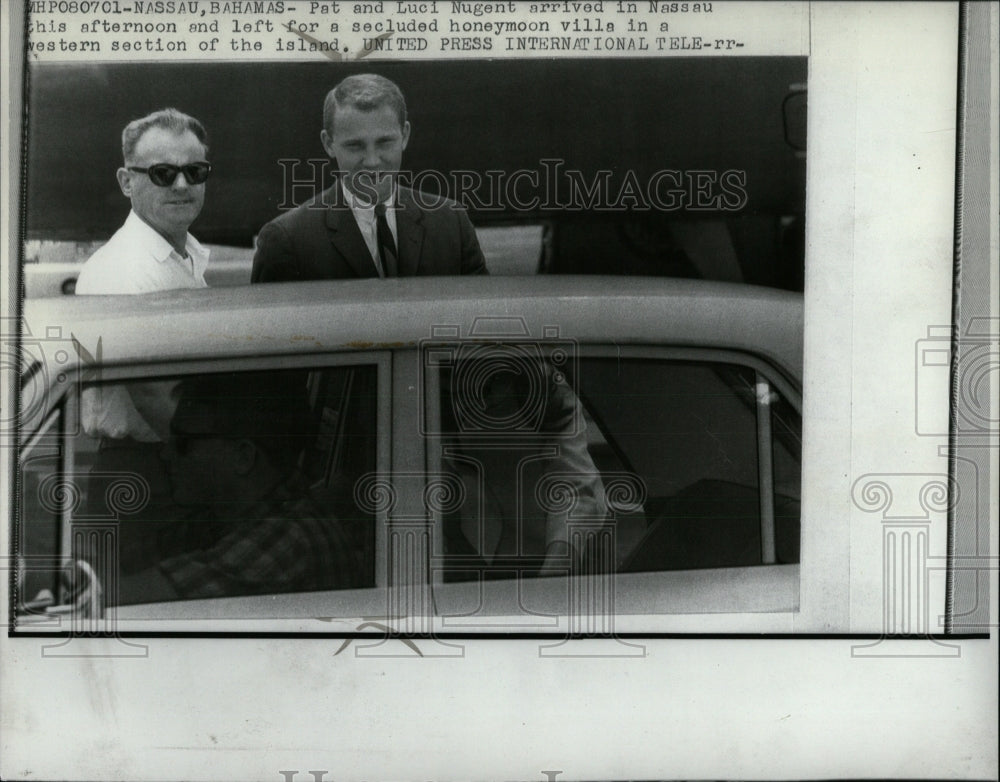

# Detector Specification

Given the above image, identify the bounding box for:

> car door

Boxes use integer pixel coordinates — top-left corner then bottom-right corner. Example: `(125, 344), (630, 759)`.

(420, 338), (802, 631)
(15, 350), (394, 631)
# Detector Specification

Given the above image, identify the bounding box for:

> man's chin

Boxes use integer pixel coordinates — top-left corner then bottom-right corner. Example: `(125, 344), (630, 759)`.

(163, 203), (201, 218)
(144, 208), (201, 235)
(346, 175), (393, 204)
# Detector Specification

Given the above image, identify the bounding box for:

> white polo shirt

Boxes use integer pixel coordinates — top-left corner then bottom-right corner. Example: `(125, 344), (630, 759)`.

(75, 210), (209, 294)
(76, 211), (210, 441)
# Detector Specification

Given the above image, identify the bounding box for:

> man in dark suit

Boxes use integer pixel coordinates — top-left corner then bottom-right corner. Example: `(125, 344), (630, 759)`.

(252, 74), (487, 281)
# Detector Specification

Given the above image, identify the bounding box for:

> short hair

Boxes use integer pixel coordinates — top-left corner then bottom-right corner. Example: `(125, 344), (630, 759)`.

(174, 371), (312, 474)
(322, 74), (407, 134)
(121, 107), (209, 164)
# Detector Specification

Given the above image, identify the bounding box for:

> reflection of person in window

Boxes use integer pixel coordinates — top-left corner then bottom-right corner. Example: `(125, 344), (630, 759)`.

(119, 372), (359, 603)
(442, 360), (607, 579)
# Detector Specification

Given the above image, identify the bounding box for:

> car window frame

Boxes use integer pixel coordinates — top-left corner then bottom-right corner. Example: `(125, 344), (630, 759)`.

(576, 346), (802, 569)
(420, 342), (803, 619)
(18, 340), (805, 630)
(15, 349), (393, 627)
(15, 402), (68, 622)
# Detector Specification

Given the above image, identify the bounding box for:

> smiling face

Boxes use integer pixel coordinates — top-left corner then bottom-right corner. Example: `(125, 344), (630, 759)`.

(321, 103), (410, 204)
(117, 126), (207, 246)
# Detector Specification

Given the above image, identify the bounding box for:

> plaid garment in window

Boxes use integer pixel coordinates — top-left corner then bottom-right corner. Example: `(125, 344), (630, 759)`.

(158, 478), (360, 599)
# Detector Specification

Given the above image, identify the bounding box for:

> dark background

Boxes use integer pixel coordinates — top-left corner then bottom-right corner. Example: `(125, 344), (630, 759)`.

(24, 57), (807, 288)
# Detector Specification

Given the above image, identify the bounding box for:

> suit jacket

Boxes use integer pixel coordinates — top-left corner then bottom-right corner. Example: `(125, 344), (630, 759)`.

(251, 183), (488, 282)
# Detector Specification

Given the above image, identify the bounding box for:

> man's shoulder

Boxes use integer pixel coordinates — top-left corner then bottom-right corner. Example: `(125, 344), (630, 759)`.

(398, 184), (466, 214)
(75, 221), (147, 293)
(262, 186), (342, 232)
(84, 219), (132, 260)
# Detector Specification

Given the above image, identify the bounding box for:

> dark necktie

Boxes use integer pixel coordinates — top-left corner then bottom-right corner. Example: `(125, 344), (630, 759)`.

(374, 202), (398, 277)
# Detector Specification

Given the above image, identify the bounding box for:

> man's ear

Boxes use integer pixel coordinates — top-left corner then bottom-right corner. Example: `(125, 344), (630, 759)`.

(320, 129), (336, 159)
(116, 167), (133, 197)
(400, 121), (411, 151)
(232, 439), (258, 476)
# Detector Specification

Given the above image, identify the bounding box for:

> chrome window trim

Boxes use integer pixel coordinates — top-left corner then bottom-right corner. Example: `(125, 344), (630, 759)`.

(418, 342), (802, 620)
(102, 563), (800, 633)
(21, 343), (803, 626)
(14, 404), (65, 623)
(13, 350), (393, 625)
(757, 373), (777, 565)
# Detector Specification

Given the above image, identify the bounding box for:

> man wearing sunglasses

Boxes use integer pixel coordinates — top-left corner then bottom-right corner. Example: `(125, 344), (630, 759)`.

(76, 107), (212, 444)
(76, 107), (212, 295)
(74, 109), (213, 570)
(251, 73), (487, 282)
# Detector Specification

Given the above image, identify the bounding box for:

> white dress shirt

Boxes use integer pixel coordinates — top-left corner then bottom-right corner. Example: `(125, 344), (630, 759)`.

(340, 181), (398, 277)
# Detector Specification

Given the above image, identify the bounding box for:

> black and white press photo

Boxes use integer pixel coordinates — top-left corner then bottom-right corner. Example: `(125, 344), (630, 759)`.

(16, 51), (809, 626)
(2, 2), (996, 780)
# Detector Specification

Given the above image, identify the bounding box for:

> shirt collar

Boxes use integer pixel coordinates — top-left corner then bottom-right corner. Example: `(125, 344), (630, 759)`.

(124, 210), (209, 275)
(340, 180), (395, 218)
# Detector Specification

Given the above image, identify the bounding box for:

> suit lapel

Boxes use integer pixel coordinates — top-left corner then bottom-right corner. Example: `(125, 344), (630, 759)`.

(324, 184), (379, 279)
(395, 186), (425, 277)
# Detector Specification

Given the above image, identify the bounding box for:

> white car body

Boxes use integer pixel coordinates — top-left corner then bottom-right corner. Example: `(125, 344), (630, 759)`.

(17, 276), (807, 634)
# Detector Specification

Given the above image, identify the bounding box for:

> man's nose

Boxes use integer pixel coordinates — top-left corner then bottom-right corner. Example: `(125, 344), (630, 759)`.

(171, 171), (190, 190)
(361, 145), (381, 167)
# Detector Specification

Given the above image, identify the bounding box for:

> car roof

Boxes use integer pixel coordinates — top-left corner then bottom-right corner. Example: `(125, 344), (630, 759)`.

(23, 275), (803, 380)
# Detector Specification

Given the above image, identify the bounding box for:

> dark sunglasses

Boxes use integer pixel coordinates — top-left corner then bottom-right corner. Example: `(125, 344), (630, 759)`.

(128, 161), (211, 187)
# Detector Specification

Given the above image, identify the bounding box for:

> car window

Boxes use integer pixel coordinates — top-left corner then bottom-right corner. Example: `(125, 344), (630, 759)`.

(425, 345), (800, 582)
(18, 364), (380, 610)
(16, 408), (65, 616)
(420, 340), (593, 582)
(580, 358), (801, 571)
